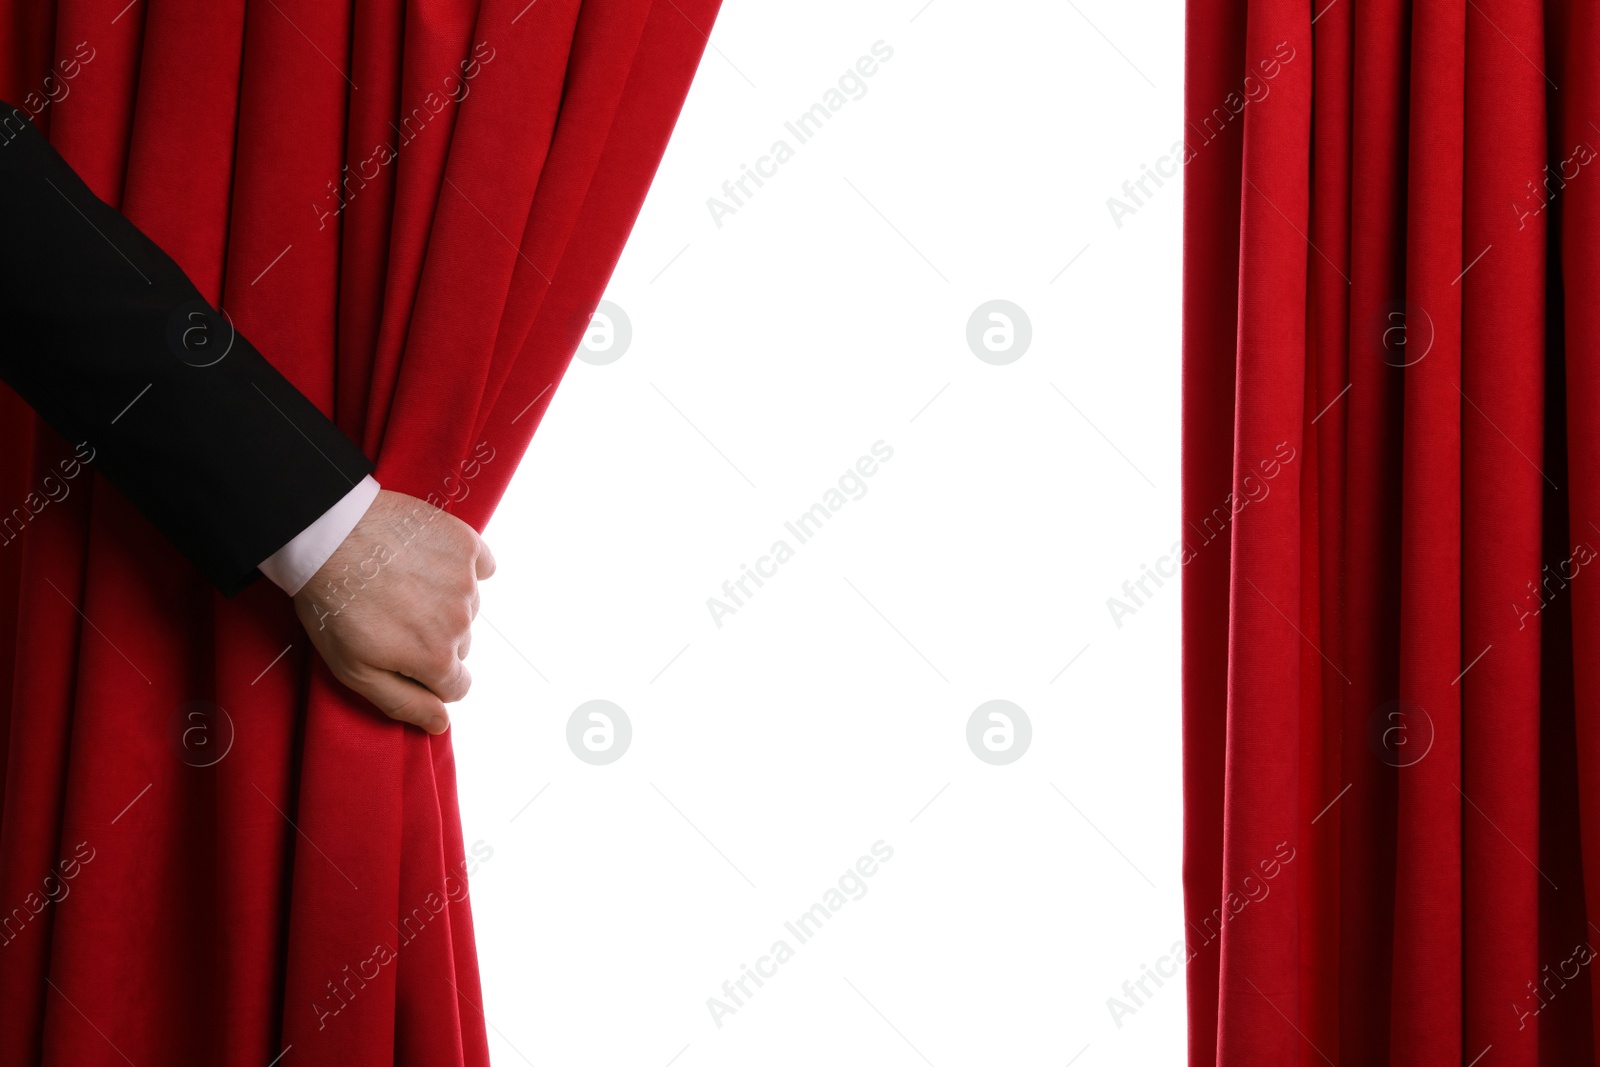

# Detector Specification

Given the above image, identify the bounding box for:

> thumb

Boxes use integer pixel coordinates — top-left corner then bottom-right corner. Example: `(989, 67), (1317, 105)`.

(348, 665), (451, 734)
(475, 537), (496, 580)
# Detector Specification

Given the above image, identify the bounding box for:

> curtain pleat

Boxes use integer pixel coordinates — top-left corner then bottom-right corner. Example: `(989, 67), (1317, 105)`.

(1185, 0), (1600, 1062)
(0, 1), (720, 1063)
(1180, 0), (1245, 1058)
(1391, 2), (1465, 1063)
(1338, 0), (1408, 1059)
(1460, 1), (1547, 1064)
(1213, 0), (1312, 1063)
(1557, 0), (1600, 1056)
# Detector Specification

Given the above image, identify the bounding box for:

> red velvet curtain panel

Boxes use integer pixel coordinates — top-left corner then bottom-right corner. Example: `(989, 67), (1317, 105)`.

(0, 2), (717, 1063)
(1183, 0), (1600, 1064)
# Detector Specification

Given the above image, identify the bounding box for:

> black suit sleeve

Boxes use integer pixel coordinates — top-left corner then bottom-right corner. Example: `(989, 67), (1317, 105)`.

(0, 103), (374, 596)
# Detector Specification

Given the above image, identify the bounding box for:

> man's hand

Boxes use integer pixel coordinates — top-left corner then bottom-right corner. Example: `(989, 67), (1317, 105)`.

(291, 489), (495, 733)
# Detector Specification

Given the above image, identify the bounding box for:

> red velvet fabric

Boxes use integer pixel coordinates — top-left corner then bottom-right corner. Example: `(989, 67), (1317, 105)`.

(1184, 1), (1600, 1064)
(0, 2), (717, 1062)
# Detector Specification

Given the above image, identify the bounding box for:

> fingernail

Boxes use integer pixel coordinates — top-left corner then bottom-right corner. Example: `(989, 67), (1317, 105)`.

(428, 717), (448, 734)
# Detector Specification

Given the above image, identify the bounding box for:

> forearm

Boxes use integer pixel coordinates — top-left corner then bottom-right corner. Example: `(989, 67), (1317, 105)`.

(0, 103), (373, 594)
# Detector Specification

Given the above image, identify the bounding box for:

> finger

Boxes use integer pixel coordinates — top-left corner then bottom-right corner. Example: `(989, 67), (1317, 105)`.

(349, 666), (450, 733)
(409, 650), (472, 703)
(475, 538), (496, 580)
(440, 575), (479, 620)
(457, 628), (472, 660)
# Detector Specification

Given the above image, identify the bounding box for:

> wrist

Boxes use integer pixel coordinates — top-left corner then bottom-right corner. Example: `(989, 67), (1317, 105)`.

(260, 474), (381, 595)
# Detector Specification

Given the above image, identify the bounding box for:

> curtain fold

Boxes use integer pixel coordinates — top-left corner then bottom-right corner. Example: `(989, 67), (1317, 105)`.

(0, 1), (718, 1063)
(1185, 0), (1600, 1063)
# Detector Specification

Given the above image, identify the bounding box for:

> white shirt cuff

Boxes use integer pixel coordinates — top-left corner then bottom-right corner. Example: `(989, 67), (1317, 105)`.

(258, 474), (381, 595)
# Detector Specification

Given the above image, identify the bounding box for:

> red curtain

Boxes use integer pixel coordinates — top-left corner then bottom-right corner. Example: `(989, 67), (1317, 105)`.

(0, 1), (717, 1063)
(1183, 0), (1600, 1064)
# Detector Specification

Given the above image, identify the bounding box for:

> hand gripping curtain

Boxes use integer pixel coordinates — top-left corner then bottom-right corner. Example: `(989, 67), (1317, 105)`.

(0, 1), (719, 1062)
(1184, 0), (1600, 1064)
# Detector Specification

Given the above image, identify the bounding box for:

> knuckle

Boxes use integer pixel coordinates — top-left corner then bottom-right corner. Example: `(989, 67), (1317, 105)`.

(434, 650), (460, 677)
(447, 522), (475, 553)
(331, 662), (364, 689)
(410, 640), (445, 670)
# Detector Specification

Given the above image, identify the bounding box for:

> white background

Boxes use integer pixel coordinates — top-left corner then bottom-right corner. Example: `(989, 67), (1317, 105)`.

(453, 2), (1184, 1063)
